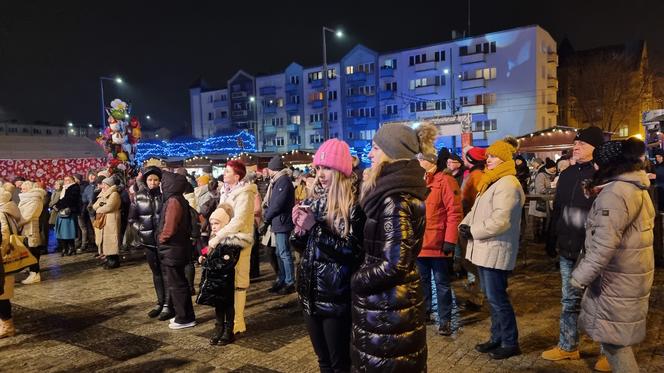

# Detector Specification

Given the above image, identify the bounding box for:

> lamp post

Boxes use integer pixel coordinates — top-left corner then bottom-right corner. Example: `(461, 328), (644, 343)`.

(322, 26), (343, 140)
(99, 76), (123, 130)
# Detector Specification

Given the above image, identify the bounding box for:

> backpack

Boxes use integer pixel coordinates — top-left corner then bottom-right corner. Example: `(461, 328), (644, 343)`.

(189, 206), (202, 241)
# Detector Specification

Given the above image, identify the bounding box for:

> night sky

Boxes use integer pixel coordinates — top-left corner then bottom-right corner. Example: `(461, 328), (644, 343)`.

(1, 0), (662, 136)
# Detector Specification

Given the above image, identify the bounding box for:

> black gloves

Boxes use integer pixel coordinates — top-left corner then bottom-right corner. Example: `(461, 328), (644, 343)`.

(458, 224), (473, 240)
(258, 222), (269, 236)
(442, 242), (456, 255)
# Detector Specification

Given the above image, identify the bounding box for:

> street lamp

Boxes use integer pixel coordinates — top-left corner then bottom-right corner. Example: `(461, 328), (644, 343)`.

(99, 76), (123, 130)
(145, 115), (151, 120)
(322, 26), (343, 140)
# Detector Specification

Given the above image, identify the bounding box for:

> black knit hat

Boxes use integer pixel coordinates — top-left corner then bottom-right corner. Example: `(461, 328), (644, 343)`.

(593, 138), (645, 168)
(544, 158), (556, 169)
(575, 126), (605, 149)
(268, 155), (285, 171)
(142, 166), (162, 181)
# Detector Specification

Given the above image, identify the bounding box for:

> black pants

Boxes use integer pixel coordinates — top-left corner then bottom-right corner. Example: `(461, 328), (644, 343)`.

(28, 246), (40, 272)
(304, 314), (351, 373)
(145, 247), (170, 307)
(268, 245), (279, 277)
(0, 299), (11, 320)
(163, 264), (195, 324)
(215, 300), (235, 326)
(250, 227), (260, 278)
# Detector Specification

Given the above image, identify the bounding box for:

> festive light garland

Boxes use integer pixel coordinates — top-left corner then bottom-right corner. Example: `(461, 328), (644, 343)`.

(135, 130), (257, 162)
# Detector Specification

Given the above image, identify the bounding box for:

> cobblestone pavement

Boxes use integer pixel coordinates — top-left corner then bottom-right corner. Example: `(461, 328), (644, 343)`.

(2, 244), (664, 373)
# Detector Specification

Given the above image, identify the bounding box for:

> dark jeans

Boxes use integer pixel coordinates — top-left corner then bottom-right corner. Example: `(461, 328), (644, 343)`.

(76, 211), (94, 248)
(215, 301), (235, 326)
(28, 246), (40, 272)
(0, 299), (11, 320)
(477, 266), (518, 347)
(304, 314), (351, 373)
(145, 247), (170, 307)
(163, 264), (195, 324)
(416, 257), (453, 323)
(250, 227), (261, 278)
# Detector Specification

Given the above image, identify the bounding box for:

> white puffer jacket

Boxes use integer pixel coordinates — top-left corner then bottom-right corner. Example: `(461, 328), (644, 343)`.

(18, 188), (47, 247)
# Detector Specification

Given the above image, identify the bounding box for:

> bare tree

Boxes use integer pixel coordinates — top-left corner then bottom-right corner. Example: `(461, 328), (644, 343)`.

(569, 51), (652, 133)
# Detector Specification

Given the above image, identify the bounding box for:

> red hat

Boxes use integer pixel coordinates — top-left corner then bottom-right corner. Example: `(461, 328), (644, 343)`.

(466, 147), (487, 164)
(313, 139), (353, 177)
(226, 160), (246, 181)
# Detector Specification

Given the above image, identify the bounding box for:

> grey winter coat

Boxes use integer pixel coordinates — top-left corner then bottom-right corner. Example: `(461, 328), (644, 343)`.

(571, 171), (655, 347)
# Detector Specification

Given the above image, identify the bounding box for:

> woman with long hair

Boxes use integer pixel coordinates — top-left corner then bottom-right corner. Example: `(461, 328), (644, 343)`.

(54, 175), (81, 257)
(351, 123), (436, 371)
(458, 137), (525, 360)
(291, 139), (365, 372)
(570, 138), (655, 372)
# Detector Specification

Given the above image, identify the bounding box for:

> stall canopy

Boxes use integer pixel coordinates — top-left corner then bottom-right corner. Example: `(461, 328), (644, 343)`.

(517, 126), (612, 154)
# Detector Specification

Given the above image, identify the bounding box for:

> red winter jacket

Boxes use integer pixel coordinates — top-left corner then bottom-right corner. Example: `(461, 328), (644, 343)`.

(420, 170), (463, 258)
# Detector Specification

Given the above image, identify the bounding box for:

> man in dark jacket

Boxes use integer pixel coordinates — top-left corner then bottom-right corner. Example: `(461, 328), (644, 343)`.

(542, 126), (606, 365)
(78, 172), (97, 252)
(653, 149), (664, 212)
(261, 155), (295, 294)
(158, 171), (196, 330)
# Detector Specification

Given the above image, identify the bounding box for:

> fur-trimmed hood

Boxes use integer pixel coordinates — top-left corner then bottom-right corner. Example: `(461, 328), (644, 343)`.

(208, 230), (253, 250)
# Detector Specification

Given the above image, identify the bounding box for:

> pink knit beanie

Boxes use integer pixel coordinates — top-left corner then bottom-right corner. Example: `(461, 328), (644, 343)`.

(312, 139), (353, 177)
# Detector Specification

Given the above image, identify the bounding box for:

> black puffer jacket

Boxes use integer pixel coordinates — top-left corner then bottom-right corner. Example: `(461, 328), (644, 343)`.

(197, 241), (242, 306)
(128, 184), (162, 249)
(295, 203), (365, 318)
(548, 161), (596, 259)
(351, 160), (428, 373)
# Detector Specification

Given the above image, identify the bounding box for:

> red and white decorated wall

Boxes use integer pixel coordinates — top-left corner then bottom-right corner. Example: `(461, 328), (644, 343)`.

(0, 158), (106, 187)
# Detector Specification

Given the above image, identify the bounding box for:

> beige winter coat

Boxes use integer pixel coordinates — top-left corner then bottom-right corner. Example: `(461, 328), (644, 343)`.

(93, 185), (121, 256)
(461, 175), (525, 271)
(0, 198), (22, 300)
(48, 189), (62, 225)
(217, 182), (257, 289)
(572, 171), (655, 347)
(18, 188), (47, 247)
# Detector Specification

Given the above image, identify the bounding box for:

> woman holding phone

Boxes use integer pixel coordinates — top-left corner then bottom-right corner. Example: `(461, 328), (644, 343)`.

(291, 139), (365, 373)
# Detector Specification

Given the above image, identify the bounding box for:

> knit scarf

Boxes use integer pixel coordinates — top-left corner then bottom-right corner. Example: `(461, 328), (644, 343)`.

(360, 159), (427, 218)
(477, 160), (516, 195)
(264, 168), (290, 207)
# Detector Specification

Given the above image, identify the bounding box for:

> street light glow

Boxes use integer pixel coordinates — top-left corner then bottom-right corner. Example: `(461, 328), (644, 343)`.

(115, 77), (123, 84)
(249, 96), (255, 102)
(124, 114), (129, 119)
(443, 69), (449, 74)
(146, 115), (151, 120)
(88, 123), (92, 128)
(336, 30), (343, 38)
(68, 122), (73, 127)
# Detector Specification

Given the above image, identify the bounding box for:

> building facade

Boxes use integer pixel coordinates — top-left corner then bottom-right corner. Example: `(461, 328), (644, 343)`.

(191, 25), (558, 152)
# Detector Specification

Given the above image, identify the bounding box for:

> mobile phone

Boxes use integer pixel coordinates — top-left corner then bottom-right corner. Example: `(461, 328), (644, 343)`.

(299, 204), (311, 210)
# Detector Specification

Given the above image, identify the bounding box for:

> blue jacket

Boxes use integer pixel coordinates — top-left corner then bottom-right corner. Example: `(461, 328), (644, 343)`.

(264, 173), (294, 233)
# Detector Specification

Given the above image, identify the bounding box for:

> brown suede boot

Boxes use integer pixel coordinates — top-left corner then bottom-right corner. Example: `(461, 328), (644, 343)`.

(0, 319), (16, 338)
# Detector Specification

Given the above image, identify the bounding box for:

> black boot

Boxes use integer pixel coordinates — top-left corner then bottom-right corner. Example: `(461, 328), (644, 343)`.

(147, 305), (163, 318)
(68, 241), (77, 256)
(209, 324), (224, 345)
(219, 321), (235, 345)
(158, 306), (175, 321)
(104, 255), (120, 269)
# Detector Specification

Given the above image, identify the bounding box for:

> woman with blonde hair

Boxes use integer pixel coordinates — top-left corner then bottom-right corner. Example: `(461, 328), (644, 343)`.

(351, 122), (436, 371)
(291, 139), (365, 372)
(458, 136), (525, 360)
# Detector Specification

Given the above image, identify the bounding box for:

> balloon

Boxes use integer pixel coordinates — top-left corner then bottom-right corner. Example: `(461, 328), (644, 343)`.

(117, 152), (128, 162)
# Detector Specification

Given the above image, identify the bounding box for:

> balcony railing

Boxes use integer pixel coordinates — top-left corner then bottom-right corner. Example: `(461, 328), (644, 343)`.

(460, 104), (486, 114)
(310, 121), (322, 129)
(285, 83), (299, 92)
(547, 103), (558, 114)
(213, 100), (227, 108)
(232, 110), (248, 118)
(309, 79), (324, 89)
(346, 72), (367, 83)
(547, 52), (559, 65)
(414, 61), (437, 72)
(287, 124), (299, 132)
(213, 117), (228, 125)
(460, 78), (486, 90)
(346, 95), (367, 104)
(461, 53), (486, 65)
(414, 85), (438, 95)
(285, 103), (299, 112)
(547, 77), (558, 89)
(379, 90), (394, 101)
(310, 99), (324, 109)
(263, 126), (277, 135)
(259, 86), (277, 96)
(263, 106), (277, 114)
(231, 91), (248, 99)
(379, 66), (394, 78)
(263, 145), (277, 152)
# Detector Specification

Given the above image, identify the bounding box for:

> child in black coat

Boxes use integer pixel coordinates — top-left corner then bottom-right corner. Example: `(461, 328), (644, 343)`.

(196, 203), (250, 345)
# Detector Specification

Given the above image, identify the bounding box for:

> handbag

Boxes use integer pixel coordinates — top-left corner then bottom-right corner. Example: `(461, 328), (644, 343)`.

(92, 213), (106, 229)
(1, 213), (37, 274)
(58, 207), (71, 218)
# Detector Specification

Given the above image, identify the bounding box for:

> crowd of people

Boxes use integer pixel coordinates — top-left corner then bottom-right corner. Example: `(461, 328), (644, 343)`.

(0, 123), (657, 372)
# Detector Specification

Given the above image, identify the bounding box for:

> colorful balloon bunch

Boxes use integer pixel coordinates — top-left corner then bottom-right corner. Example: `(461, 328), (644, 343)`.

(96, 98), (142, 176)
